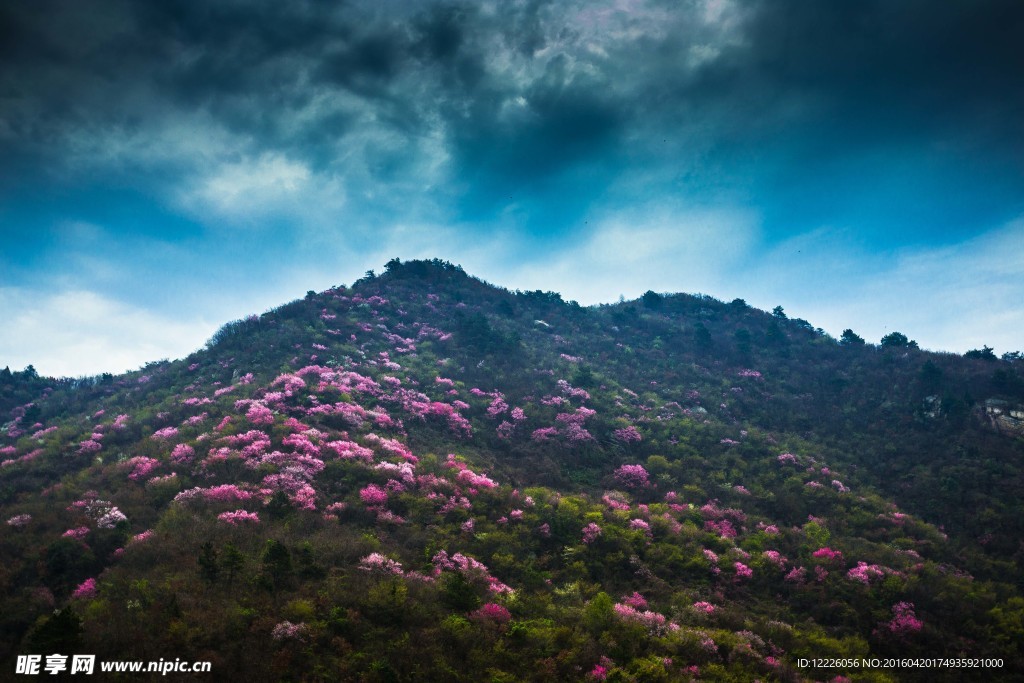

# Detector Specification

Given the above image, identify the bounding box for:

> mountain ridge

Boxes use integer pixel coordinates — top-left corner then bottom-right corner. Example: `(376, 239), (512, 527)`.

(2, 258), (1022, 681)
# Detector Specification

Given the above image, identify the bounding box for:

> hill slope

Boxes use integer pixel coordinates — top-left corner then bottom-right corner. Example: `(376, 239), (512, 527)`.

(2, 258), (1023, 681)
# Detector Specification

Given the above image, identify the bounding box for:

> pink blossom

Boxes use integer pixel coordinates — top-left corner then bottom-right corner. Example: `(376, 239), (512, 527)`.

(496, 421), (514, 439)
(582, 522), (602, 544)
(78, 439), (102, 455)
(72, 578), (97, 599)
(602, 492), (631, 511)
(589, 665), (608, 681)
(97, 508), (127, 528)
(271, 621), (309, 641)
(531, 427), (559, 441)
(612, 603), (678, 635)
(246, 402), (274, 425)
(613, 426), (643, 443)
(613, 464), (649, 488)
(360, 484), (389, 506)
(62, 526), (90, 539)
(151, 426), (179, 440)
(487, 397), (509, 417)
(359, 552), (404, 575)
(629, 518), (652, 534)
(733, 562), (753, 581)
(174, 484), (253, 504)
(785, 566), (808, 583)
(777, 453), (798, 465)
(692, 601), (716, 614)
(847, 561), (887, 584)
(218, 510), (260, 525)
(182, 413), (208, 427)
(431, 551), (513, 594)
(704, 519), (738, 538)
(884, 602), (923, 635)
(171, 443), (195, 463)
(125, 456), (159, 481)
(812, 547), (844, 563)
(455, 467), (498, 490)
(470, 603), (512, 624)
(146, 473), (178, 487)
(621, 592), (648, 609)
(6, 514), (32, 528)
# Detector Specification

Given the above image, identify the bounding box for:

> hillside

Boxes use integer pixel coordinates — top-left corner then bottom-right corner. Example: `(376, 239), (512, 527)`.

(2, 258), (1023, 682)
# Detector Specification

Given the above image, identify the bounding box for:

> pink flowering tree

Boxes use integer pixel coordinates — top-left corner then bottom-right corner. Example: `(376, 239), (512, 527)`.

(613, 464), (650, 489)
(582, 522), (603, 544)
(883, 601), (923, 636)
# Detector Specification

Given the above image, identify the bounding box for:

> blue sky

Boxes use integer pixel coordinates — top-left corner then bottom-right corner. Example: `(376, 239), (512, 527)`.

(1, 0), (1022, 376)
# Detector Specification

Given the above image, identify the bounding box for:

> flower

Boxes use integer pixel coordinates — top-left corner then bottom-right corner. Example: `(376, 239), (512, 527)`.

(613, 426), (642, 443)
(271, 621), (309, 641)
(6, 514), (31, 528)
(217, 510), (260, 525)
(359, 553), (404, 575)
(359, 484), (389, 506)
(613, 464), (649, 488)
(470, 603), (512, 624)
(693, 601), (716, 614)
(72, 578), (97, 599)
(734, 562), (753, 581)
(884, 602), (923, 635)
(582, 522), (602, 544)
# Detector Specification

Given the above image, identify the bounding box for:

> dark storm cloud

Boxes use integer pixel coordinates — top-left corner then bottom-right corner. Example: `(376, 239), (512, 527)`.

(1, 0), (1022, 238)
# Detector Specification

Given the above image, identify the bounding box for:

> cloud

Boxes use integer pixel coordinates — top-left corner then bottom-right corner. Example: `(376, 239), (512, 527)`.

(3, 0), (1021, 241)
(176, 153), (345, 228)
(480, 203), (760, 303)
(738, 219), (1024, 354)
(0, 288), (218, 377)
(0, 0), (1021, 368)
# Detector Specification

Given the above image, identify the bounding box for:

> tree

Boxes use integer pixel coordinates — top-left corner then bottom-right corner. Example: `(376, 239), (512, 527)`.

(919, 361), (943, 393)
(734, 329), (752, 357)
(772, 306), (787, 319)
(840, 329), (865, 346)
(198, 541), (220, 583)
(881, 332), (917, 349)
(27, 608), (83, 654)
(641, 290), (663, 309)
(222, 543), (245, 583)
(692, 322), (712, 350)
(965, 346), (997, 361)
(260, 540), (293, 591)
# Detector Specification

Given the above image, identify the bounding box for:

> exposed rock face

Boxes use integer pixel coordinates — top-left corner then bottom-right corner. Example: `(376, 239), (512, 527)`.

(984, 399), (1024, 436)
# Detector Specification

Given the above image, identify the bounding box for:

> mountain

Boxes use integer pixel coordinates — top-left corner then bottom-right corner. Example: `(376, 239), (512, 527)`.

(2, 258), (1023, 682)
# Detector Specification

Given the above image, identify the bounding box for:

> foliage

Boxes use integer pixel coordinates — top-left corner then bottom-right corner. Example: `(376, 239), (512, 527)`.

(0, 258), (1022, 680)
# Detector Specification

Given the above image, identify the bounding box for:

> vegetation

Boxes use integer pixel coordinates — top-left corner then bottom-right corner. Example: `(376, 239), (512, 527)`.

(2, 258), (1023, 681)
